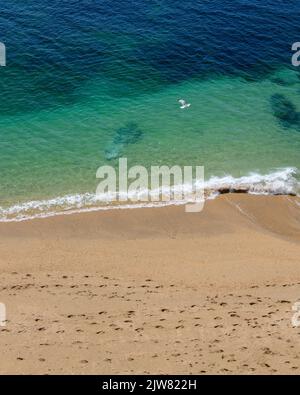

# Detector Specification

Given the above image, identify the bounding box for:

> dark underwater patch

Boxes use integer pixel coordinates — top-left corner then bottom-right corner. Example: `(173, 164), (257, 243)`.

(270, 94), (300, 129)
(270, 77), (287, 86)
(105, 122), (143, 161)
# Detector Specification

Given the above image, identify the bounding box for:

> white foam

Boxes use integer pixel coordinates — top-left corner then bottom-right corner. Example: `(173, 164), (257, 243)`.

(0, 167), (299, 222)
(203, 167), (299, 196)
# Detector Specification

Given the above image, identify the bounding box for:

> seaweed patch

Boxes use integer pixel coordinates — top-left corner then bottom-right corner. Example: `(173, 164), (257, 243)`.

(270, 94), (300, 129)
(105, 122), (143, 160)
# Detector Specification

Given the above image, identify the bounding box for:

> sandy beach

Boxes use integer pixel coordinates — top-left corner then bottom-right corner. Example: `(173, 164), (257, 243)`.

(0, 194), (300, 374)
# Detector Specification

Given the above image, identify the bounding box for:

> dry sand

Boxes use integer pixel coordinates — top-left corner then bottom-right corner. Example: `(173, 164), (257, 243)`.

(0, 194), (300, 374)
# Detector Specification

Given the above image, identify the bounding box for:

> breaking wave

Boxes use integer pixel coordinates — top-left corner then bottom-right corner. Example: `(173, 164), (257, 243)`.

(0, 167), (299, 222)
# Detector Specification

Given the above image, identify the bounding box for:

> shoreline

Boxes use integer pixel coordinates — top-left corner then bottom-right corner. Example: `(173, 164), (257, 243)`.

(1, 167), (299, 223)
(1, 189), (299, 224)
(0, 194), (300, 374)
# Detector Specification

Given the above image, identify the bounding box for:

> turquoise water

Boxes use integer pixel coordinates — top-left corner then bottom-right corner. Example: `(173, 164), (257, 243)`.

(0, 1), (300, 220)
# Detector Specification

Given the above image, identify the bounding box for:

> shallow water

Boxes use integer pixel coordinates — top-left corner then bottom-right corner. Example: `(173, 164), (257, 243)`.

(0, 1), (300, 220)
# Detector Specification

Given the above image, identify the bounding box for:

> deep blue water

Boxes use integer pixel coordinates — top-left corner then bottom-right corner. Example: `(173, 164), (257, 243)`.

(1, 0), (299, 114)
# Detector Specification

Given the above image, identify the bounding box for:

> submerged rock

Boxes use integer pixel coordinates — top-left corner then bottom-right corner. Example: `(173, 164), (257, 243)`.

(218, 187), (249, 195)
(105, 122), (143, 160)
(105, 144), (123, 161)
(232, 187), (249, 194)
(270, 94), (300, 127)
(115, 122), (143, 146)
(218, 187), (231, 194)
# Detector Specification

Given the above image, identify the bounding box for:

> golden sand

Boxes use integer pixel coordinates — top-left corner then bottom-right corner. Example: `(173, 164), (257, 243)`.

(0, 194), (299, 374)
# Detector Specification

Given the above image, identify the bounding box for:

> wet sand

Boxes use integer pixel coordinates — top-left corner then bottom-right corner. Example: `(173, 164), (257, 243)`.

(0, 194), (300, 374)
